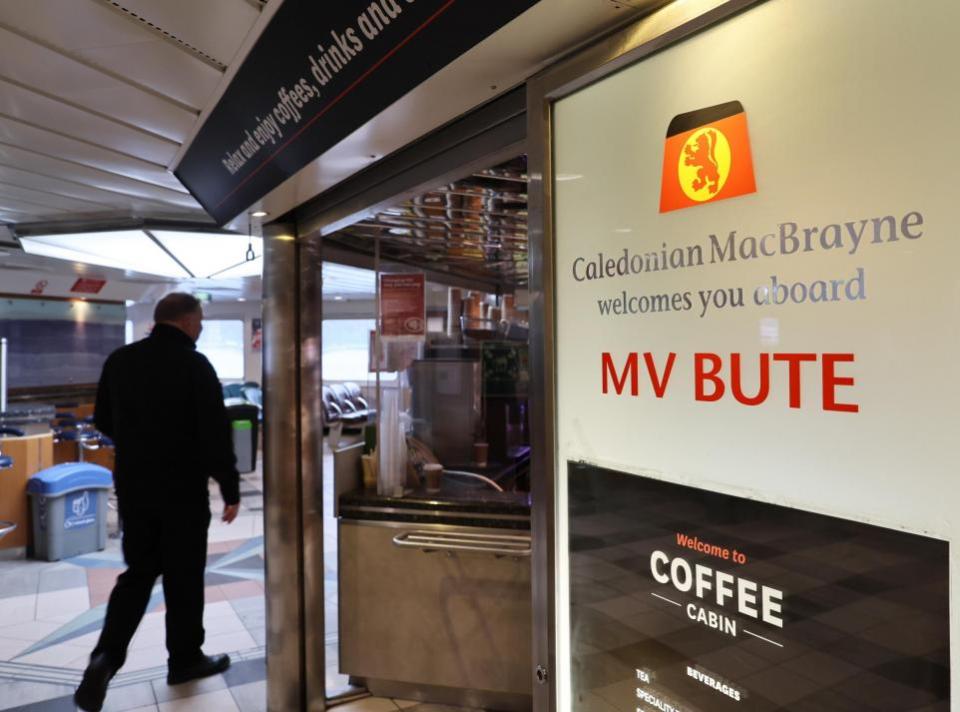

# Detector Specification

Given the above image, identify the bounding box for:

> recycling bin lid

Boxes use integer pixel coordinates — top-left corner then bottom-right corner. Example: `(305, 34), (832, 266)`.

(27, 463), (112, 495)
(232, 420), (253, 430)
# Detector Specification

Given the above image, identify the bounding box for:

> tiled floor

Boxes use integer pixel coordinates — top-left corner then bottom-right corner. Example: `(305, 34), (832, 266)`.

(0, 467), (267, 712)
(0, 447), (486, 712)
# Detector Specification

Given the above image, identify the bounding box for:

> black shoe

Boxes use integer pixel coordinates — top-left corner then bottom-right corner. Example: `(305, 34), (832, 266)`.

(167, 653), (231, 685)
(73, 652), (116, 712)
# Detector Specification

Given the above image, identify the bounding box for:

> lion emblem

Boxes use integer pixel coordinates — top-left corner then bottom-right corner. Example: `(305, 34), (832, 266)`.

(683, 129), (721, 195)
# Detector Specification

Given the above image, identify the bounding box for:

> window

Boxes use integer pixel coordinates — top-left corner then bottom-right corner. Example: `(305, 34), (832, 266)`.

(322, 318), (396, 382)
(197, 319), (244, 381)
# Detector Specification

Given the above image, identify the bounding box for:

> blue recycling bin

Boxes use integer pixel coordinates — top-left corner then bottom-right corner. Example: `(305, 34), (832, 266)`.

(27, 463), (113, 561)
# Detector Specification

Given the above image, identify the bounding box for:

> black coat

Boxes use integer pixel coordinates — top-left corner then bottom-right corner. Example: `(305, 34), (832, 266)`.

(94, 323), (240, 506)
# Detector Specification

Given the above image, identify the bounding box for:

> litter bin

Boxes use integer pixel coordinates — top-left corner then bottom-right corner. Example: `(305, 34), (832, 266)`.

(27, 463), (112, 561)
(233, 420), (254, 474)
(226, 403), (259, 472)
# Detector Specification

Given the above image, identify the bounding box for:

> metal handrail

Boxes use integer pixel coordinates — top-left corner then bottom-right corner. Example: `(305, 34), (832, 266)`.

(393, 530), (531, 557)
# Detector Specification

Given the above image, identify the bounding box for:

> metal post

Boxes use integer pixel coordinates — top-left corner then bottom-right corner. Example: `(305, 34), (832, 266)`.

(299, 231), (328, 711)
(1, 337), (7, 414)
(263, 222), (306, 711)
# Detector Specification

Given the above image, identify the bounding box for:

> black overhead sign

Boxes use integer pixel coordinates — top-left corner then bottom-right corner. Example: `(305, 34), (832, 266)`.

(569, 463), (949, 711)
(175, 0), (539, 224)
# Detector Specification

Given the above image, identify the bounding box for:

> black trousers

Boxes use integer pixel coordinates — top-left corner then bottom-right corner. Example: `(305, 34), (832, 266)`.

(92, 496), (211, 669)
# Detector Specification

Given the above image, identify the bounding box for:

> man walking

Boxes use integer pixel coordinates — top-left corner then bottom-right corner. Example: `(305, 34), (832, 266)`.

(74, 293), (241, 712)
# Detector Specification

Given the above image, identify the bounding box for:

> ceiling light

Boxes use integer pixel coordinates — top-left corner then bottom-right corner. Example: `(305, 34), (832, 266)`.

(237, 297), (247, 302)
(555, 173), (584, 182)
(333, 296), (344, 301)
(208, 256), (263, 279)
(251, 211), (269, 218)
(152, 230), (263, 279)
(19, 231), (190, 278)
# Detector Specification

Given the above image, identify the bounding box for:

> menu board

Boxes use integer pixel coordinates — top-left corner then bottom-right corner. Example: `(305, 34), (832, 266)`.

(551, 0), (960, 705)
(569, 463), (948, 710)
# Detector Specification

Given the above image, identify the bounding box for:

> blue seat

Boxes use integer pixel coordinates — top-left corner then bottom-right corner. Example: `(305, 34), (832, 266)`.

(222, 383), (246, 399)
(242, 385), (262, 409)
(0, 427), (25, 438)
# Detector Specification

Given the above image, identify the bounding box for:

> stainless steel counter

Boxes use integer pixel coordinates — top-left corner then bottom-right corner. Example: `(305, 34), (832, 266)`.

(338, 490), (533, 710)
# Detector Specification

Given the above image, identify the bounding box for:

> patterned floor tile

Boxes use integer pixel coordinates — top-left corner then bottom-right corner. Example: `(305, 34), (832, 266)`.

(0, 472), (269, 712)
(37, 566), (87, 594)
(0, 622), (61, 645)
(0, 593), (37, 629)
(152, 672), (226, 703)
(101, 681), (158, 712)
(157, 689), (239, 712)
(0, 570), (40, 599)
(227, 680), (265, 712)
(0, 679), (74, 709)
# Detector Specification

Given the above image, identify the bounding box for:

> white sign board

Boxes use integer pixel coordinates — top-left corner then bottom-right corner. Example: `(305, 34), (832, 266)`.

(553, 0), (959, 708)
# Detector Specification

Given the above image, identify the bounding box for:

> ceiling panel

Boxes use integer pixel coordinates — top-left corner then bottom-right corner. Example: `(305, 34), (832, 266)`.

(0, 117), (188, 193)
(112, 0), (262, 67)
(0, 177), (109, 213)
(0, 0), (227, 111)
(0, 0), (161, 52)
(0, 78), (180, 166)
(0, 0), (271, 234)
(0, 26), (197, 142)
(0, 144), (200, 209)
(0, 203), (61, 221)
(76, 42), (222, 111)
(0, 183), (107, 214)
(0, 164), (205, 216)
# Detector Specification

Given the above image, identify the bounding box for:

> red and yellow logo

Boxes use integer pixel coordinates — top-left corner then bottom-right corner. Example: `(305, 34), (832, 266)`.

(659, 101), (756, 213)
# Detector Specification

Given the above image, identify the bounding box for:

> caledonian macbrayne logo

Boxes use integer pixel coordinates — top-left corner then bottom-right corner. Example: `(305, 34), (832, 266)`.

(659, 100), (756, 213)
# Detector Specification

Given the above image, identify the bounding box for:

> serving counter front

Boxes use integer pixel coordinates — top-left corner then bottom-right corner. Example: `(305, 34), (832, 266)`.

(338, 483), (532, 711)
(0, 431), (54, 551)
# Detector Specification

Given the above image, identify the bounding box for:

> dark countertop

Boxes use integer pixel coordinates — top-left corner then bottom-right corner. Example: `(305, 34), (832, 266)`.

(1, 405), (56, 429)
(339, 478), (531, 530)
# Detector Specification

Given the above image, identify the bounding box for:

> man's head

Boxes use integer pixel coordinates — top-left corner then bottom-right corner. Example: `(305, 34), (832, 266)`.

(154, 292), (203, 342)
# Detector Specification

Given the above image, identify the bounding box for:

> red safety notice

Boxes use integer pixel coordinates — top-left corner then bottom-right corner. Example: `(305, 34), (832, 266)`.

(379, 273), (425, 340)
(71, 278), (107, 294)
